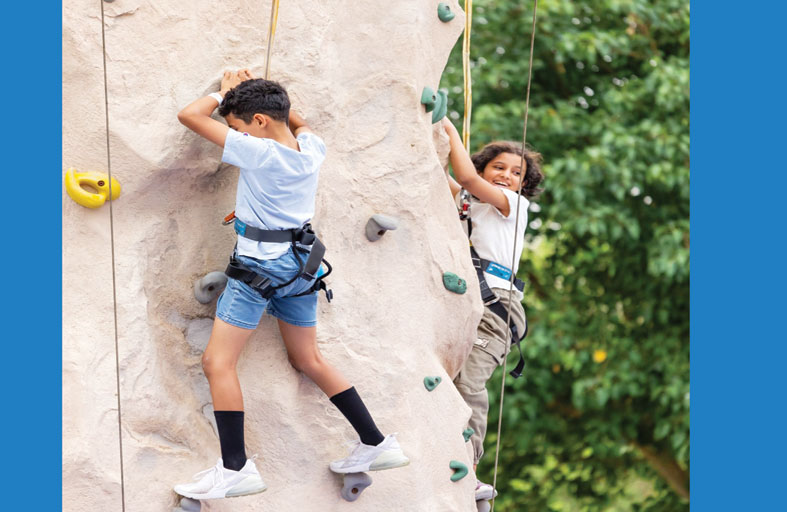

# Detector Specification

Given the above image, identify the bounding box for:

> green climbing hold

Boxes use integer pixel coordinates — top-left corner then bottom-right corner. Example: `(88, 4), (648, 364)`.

(421, 86), (437, 113)
(424, 376), (442, 391)
(443, 272), (466, 294)
(462, 427), (475, 442)
(431, 89), (448, 124)
(437, 3), (456, 22)
(449, 460), (468, 482)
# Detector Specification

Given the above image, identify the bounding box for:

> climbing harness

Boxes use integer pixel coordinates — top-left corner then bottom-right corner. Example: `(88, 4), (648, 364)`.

(461, 199), (529, 379)
(459, 185), (528, 378)
(222, 211), (333, 302)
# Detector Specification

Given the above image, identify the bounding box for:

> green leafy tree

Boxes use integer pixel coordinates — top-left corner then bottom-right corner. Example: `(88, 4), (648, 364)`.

(442, 1), (689, 510)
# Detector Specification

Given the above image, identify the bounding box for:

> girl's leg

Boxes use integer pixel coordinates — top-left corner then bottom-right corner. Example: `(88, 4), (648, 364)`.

(202, 317), (256, 470)
(277, 319), (384, 446)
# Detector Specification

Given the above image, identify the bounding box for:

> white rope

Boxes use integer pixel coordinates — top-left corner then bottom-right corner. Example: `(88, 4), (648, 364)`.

(490, 1), (539, 510)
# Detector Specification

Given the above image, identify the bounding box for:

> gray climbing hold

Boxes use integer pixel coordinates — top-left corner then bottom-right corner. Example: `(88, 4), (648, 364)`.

(477, 499), (492, 512)
(442, 272), (467, 294)
(463, 427), (475, 442)
(365, 214), (399, 242)
(340, 472), (373, 501)
(194, 271), (228, 304)
(424, 376), (442, 391)
(174, 497), (201, 512)
(421, 86), (437, 113)
(437, 3), (456, 22)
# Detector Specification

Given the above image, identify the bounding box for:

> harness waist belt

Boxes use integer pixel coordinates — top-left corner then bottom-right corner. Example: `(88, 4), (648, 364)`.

(471, 256), (525, 293)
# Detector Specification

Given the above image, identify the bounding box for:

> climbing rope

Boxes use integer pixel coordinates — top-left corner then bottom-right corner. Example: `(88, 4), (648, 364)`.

(264, 0), (280, 79)
(99, 1), (126, 510)
(490, 1), (539, 511)
(462, 0), (473, 150)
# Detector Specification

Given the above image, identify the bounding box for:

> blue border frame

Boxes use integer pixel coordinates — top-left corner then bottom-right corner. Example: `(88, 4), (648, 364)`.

(692, 1), (786, 510)
(2, 0), (785, 509)
(1, 2), (62, 509)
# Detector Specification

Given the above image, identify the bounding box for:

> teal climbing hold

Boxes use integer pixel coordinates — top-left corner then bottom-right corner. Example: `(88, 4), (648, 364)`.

(421, 86), (437, 113)
(462, 427), (475, 442)
(450, 460), (469, 482)
(432, 89), (448, 124)
(424, 376), (442, 391)
(443, 272), (467, 294)
(437, 3), (456, 22)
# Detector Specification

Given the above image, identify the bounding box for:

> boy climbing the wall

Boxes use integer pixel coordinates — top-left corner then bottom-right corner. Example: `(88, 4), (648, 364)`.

(174, 69), (409, 500)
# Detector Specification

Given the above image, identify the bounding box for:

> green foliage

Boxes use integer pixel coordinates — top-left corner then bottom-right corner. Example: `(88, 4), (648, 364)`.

(442, 0), (689, 509)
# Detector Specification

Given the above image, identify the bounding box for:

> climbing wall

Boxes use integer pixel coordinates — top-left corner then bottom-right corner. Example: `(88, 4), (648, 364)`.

(62, 1), (483, 510)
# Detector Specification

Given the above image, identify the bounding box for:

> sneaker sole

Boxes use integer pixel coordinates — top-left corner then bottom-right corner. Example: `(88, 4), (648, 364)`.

(225, 475), (268, 498)
(331, 454), (410, 474)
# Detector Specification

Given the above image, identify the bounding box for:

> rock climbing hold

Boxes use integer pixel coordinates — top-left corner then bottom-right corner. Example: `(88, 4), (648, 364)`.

(442, 272), (467, 294)
(421, 86), (437, 113)
(175, 497), (201, 512)
(424, 376), (442, 391)
(476, 499), (492, 512)
(64, 167), (121, 209)
(462, 427), (475, 442)
(339, 472), (373, 502)
(437, 3), (455, 22)
(194, 271), (228, 304)
(365, 214), (399, 242)
(450, 460), (469, 482)
(432, 89), (448, 124)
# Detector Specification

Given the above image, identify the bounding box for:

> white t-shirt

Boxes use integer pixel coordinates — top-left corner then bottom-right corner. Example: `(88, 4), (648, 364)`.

(222, 129), (327, 260)
(464, 188), (530, 299)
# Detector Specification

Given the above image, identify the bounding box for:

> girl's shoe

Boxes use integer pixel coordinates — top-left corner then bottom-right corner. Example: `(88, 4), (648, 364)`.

(174, 456), (267, 500)
(330, 434), (410, 473)
(475, 480), (498, 501)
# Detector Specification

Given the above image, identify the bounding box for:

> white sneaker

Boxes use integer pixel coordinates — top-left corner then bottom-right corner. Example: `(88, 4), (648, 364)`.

(330, 434), (410, 474)
(174, 457), (267, 500)
(475, 480), (497, 501)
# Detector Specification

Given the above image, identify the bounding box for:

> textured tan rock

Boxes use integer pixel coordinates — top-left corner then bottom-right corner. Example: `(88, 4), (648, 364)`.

(63, 1), (483, 510)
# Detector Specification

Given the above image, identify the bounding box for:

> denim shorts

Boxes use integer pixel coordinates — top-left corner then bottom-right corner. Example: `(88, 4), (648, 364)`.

(216, 247), (321, 329)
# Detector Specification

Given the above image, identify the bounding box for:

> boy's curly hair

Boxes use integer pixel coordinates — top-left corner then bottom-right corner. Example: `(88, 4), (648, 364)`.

(218, 79), (290, 123)
(471, 141), (544, 199)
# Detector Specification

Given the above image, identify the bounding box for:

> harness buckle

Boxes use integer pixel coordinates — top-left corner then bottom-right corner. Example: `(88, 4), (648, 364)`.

(471, 257), (483, 269)
(222, 211), (236, 225)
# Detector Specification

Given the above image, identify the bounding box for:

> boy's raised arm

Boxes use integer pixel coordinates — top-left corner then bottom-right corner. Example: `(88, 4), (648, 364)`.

(288, 110), (312, 136)
(177, 70), (251, 148)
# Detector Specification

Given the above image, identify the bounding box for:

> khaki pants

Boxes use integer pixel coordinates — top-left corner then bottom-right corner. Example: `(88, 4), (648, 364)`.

(453, 288), (526, 465)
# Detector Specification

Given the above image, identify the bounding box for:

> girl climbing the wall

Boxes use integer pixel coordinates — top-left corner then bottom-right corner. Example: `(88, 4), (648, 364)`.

(440, 117), (544, 502)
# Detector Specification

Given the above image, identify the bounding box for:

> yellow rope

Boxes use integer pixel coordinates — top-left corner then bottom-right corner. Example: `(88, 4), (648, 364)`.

(462, 0), (473, 149)
(264, 0), (280, 79)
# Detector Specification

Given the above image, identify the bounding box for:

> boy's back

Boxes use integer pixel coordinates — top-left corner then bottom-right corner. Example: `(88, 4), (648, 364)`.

(222, 128), (327, 260)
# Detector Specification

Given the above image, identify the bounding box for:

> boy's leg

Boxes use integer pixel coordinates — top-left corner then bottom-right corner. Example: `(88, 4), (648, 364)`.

(203, 318), (256, 470)
(277, 319), (384, 446)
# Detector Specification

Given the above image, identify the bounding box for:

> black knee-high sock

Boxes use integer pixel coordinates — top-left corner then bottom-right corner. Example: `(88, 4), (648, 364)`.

(330, 387), (385, 446)
(214, 411), (247, 471)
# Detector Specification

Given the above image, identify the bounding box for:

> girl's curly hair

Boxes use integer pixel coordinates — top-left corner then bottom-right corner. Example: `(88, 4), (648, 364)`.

(471, 141), (544, 199)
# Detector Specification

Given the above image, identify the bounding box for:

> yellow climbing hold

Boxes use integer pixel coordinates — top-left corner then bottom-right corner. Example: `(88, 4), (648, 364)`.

(64, 167), (121, 209)
(593, 349), (607, 363)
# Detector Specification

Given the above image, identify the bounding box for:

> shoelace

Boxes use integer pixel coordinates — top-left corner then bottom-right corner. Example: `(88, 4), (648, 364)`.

(191, 463), (225, 487)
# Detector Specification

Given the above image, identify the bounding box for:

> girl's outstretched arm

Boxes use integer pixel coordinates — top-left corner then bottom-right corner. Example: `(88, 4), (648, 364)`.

(442, 119), (510, 216)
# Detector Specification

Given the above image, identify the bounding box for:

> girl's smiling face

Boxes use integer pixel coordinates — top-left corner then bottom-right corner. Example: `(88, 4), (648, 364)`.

(480, 152), (525, 192)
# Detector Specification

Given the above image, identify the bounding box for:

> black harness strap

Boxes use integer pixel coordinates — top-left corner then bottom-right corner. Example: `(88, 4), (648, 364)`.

(469, 245), (527, 379)
(226, 219), (333, 302)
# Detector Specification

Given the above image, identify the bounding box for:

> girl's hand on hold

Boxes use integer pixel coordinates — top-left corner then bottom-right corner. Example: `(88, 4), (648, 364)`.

(220, 69), (256, 96)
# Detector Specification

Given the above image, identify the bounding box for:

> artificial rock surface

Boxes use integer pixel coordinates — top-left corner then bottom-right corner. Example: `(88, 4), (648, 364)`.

(63, 1), (483, 510)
